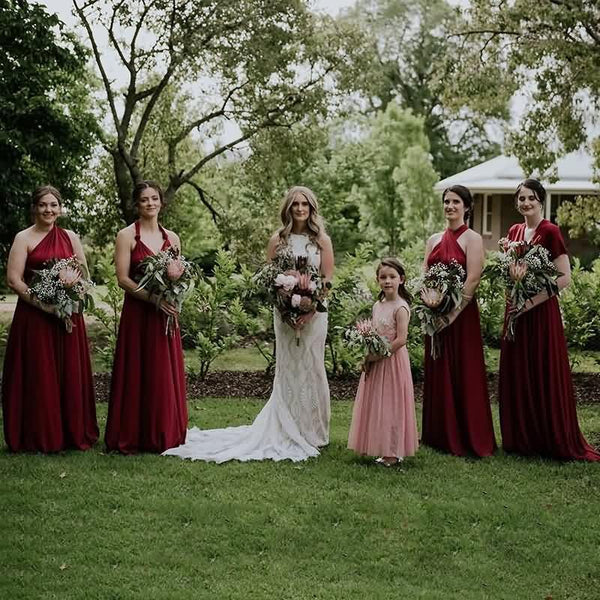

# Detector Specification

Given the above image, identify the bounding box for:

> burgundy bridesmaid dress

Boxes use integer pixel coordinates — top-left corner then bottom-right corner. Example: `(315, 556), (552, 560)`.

(105, 221), (187, 454)
(422, 224), (496, 457)
(2, 226), (99, 452)
(499, 220), (600, 461)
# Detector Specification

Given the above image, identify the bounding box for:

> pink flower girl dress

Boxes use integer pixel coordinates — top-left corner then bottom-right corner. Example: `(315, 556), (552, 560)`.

(348, 298), (418, 459)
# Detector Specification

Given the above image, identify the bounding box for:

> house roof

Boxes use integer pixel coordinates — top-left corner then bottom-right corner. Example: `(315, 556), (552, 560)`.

(434, 150), (599, 194)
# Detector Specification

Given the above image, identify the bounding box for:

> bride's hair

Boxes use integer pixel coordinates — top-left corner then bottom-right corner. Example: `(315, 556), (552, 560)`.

(277, 186), (325, 249)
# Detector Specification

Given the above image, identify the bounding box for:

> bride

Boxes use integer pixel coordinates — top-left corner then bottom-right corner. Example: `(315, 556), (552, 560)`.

(163, 186), (334, 463)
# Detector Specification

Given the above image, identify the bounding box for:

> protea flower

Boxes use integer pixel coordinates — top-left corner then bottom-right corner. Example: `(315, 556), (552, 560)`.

(509, 261), (528, 282)
(355, 319), (374, 335)
(296, 273), (312, 291)
(58, 266), (81, 289)
(421, 287), (444, 308)
(166, 258), (185, 281)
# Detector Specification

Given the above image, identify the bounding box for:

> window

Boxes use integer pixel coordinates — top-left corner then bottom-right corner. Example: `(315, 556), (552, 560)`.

(482, 194), (493, 235)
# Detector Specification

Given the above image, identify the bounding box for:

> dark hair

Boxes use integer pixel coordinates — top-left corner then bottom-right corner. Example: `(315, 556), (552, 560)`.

(30, 185), (62, 220)
(514, 178), (546, 207)
(376, 257), (412, 304)
(442, 185), (473, 223)
(132, 180), (165, 207)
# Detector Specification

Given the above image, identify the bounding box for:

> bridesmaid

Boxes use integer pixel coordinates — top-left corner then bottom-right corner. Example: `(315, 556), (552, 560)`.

(499, 179), (600, 461)
(421, 185), (496, 457)
(105, 181), (187, 454)
(2, 185), (98, 452)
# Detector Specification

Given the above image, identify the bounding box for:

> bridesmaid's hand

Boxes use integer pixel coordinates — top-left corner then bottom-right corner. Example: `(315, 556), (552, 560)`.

(158, 299), (179, 317)
(41, 302), (58, 316)
(433, 312), (453, 333)
(29, 294), (57, 316)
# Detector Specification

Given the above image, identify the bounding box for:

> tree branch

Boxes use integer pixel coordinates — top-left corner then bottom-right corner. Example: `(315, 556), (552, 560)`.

(72, 0), (121, 137)
(106, 0), (131, 72)
(170, 81), (250, 147)
(185, 180), (221, 223)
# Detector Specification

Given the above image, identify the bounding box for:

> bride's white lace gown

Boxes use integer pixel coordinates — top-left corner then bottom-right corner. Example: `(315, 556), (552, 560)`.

(162, 233), (330, 463)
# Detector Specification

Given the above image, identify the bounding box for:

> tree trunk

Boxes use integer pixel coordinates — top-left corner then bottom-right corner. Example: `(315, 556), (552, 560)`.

(111, 150), (136, 224)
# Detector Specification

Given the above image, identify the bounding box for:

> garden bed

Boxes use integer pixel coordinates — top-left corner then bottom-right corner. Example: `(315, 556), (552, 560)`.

(91, 370), (600, 404)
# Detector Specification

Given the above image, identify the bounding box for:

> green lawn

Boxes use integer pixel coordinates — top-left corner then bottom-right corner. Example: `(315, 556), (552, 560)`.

(2, 400), (600, 599)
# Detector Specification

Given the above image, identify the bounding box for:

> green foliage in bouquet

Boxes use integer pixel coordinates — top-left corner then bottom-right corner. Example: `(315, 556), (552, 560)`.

(485, 239), (560, 340)
(28, 256), (95, 333)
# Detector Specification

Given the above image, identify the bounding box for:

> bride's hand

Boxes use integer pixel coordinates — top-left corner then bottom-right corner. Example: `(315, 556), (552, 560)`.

(293, 311), (315, 329)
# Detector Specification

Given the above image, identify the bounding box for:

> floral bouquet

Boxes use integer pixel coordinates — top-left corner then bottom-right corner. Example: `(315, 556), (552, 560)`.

(253, 246), (329, 345)
(412, 259), (466, 358)
(344, 318), (391, 359)
(27, 256), (95, 333)
(134, 246), (196, 335)
(486, 237), (561, 340)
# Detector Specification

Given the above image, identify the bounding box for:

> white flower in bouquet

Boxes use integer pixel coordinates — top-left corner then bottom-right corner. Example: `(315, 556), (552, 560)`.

(274, 274), (298, 291)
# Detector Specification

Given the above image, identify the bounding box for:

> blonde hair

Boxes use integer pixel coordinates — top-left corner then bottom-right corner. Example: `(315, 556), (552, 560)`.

(277, 186), (325, 249)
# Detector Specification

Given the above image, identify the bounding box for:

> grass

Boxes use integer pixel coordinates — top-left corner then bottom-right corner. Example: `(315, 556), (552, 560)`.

(2, 400), (600, 599)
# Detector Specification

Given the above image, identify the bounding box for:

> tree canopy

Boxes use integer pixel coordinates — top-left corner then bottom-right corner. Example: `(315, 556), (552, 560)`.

(74, 0), (369, 223)
(0, 0), (99, 266)
(343, 0), (500, 178)
(446, 0), (600, 177)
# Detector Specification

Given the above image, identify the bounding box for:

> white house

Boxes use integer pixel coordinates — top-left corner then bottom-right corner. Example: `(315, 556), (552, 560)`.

(434, 150), (599, 258)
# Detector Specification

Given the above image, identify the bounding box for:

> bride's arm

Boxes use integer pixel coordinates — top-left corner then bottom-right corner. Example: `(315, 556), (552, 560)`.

(266, 233), (279, 262)
(319, 234), (334, 282)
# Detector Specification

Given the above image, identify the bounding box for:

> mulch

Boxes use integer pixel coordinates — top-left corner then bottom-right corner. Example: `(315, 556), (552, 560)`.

(92, 371), (600, 404)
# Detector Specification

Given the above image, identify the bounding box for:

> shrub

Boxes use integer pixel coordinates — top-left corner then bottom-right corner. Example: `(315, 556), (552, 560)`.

(181, 250), (242, 379)
(325, 244), (375, 376)
(87, 249), (123, 371)
(561, 258), (600, 351)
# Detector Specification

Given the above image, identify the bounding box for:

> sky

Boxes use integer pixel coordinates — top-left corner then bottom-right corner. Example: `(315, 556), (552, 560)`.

(37, 0), (508, 153)
(40, 0), (357, 24)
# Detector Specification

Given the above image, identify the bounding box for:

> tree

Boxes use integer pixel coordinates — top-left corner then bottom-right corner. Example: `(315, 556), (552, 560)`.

(393, 146), (444, 246)
(0, 0), (99, 268)
(73, 0), (368, 223)
(343, 0), (500, 178)
(557, 196), (600, 246)
(447, 0), (600, 177)
(361, 103), (434, 254)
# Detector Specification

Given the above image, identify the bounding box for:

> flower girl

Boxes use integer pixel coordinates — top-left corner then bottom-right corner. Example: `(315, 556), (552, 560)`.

(347, 258), (418, 466)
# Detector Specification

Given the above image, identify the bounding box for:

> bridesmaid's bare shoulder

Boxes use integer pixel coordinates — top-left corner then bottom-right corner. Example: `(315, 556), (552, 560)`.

(115, 224), (136, 249)
(164, 228), (181, 249)
(463, 228), (483, 244)
(12, 227), (35, 244)
(116, 224), (136, 239)
(64, 229), (82, 244)
(426, 231), (443, 249)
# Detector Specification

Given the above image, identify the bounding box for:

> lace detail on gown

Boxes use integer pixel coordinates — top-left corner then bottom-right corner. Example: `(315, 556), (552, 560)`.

(162, 233), (330, 462)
